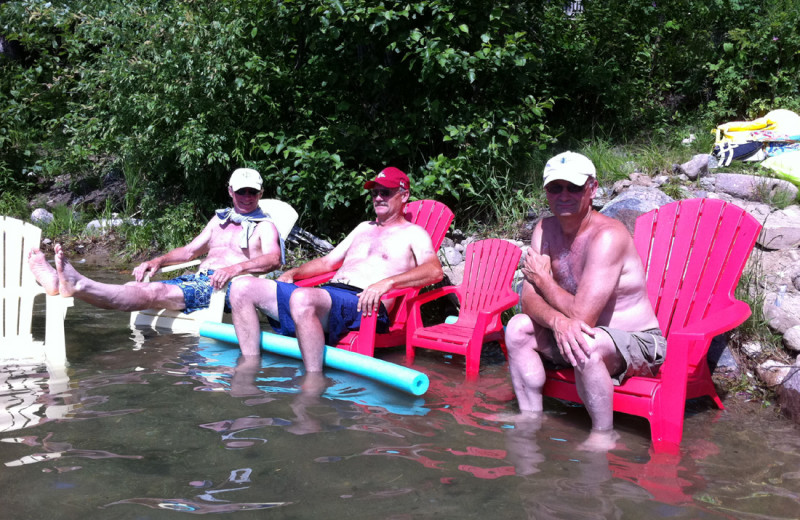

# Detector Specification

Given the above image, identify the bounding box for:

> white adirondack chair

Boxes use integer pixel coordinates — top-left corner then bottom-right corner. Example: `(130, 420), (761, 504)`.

(129, 199), (298, 333)
(1, 216), (74, 364)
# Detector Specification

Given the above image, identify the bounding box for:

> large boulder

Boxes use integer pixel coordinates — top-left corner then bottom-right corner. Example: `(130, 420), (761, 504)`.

(757, 205), (800, 250)
(714, 173), (798, 202)
(600, 187), (674, 234)
(776, 360), (800, 424)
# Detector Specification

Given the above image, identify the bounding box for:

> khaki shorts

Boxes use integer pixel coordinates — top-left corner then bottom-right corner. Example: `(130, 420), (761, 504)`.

(543, 327), (666, 386)
(597, 327), (666, 385)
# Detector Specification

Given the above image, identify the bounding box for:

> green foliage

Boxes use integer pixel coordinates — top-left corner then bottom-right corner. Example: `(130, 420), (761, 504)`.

(0, 191), (28, 218)
(41, 204), (84, 238)
(707, 0), (800, 119)
(2, 0), (800, 238)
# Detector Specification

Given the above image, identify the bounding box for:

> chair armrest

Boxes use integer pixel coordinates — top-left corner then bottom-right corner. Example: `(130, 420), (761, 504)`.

(159, 259), (202, 274)
(407, 286), (460, 309)
(294, 271), (335, 287)
(476, 293), (520, 316)
(142, 259), (201, 282)
(668, 300), (751, 340)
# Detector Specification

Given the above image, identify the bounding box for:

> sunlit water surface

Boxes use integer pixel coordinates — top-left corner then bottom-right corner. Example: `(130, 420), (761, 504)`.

(2, 270), (799, 519)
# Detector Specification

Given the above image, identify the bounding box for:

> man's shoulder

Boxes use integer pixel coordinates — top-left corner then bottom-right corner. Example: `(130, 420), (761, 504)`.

(590, 213), (633, 241)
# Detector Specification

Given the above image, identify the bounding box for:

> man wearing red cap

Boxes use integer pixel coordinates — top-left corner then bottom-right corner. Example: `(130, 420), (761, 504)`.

(229, 167), (443, 373)
(504, 152), (663, 450)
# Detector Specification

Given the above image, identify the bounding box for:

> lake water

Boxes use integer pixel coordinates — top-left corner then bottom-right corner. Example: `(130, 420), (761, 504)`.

(2, 270), (799, 519)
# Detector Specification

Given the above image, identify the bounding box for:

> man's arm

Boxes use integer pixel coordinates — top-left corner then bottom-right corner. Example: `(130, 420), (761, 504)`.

(527, 225), (627, 326)
(208, 221), (283, 289)
(132, 220), (215, 282)
(519, 221), (609, 367)
(277, 223), (364, 283)
(357, 226), (443, 315)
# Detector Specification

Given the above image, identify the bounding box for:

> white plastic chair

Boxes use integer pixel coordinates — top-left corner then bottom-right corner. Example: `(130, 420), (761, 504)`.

(129, 199), (298, 333)
(1, 216), (74, 364)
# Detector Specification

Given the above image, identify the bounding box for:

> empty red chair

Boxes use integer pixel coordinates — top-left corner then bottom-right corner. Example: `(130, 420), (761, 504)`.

(294, 199), (454, 357)
(543, 198), (762, 450)
(405, 238), (522, 379)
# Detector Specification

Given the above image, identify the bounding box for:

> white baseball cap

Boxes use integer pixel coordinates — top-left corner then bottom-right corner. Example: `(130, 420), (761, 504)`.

(543, 152), (596, 186)
(229, 168), (263, 191)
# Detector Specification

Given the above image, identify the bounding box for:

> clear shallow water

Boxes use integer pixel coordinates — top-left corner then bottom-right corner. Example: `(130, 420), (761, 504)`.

(2, 271), (800, 519)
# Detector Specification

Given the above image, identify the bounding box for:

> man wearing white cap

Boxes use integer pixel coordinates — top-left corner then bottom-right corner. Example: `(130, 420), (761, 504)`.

(229, 167), (443, 374)
(504, 152), (664, 449)
(28, 168), (282, 314)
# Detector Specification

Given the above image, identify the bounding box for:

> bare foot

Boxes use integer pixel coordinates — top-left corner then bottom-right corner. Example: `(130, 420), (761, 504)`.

(28, 249), (60, 296)
(578, 429), (620, 452)
(54, 244), (82, 297)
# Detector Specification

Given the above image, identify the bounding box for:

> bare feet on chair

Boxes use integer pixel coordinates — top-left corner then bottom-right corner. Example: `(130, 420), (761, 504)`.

(54, 244), (82, 297)
(28, 249), (60, 296)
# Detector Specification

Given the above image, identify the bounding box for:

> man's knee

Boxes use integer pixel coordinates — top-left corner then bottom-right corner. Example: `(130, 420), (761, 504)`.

(288, 287), (325, 317)
(230, 277), (266, 307)
(505, 314), (536, 351)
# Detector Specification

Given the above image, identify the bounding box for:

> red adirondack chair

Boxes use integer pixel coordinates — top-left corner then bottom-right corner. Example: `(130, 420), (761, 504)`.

(405, 238), (522, 380)
(293, 199), (454, 357)
(542, 198), (762, 450)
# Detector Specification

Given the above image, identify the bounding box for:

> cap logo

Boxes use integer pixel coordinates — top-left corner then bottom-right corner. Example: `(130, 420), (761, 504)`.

(377, 172), (386, 178)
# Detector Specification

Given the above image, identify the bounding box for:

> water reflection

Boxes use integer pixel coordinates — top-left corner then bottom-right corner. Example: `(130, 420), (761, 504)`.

(2, 281), (800, 519)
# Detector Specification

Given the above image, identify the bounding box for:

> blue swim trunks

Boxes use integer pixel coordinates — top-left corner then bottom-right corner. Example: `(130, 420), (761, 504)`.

(267, 281), (390, 345)
(160, 270), (232, 314)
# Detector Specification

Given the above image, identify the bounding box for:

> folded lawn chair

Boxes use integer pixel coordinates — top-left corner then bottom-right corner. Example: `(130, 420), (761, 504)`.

(293, 199), (454, 357)
(542, 198), (761, 450)
(1, 216), (73, 364)
(405, 238), (521, 380)
(130, 199), (298, 333)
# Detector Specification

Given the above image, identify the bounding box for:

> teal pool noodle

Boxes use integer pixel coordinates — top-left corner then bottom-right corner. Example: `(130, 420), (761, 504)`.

(198, 321), (429, 396)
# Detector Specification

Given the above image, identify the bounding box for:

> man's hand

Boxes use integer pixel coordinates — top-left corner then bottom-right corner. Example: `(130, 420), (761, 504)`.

(521, 250), (552, 287)
(551, 315), (596, 367)
(357, 279), (393, 316)
(209, 265), (242, 290)
(132, 259), (163, 282)
(277, 268), (298, 283)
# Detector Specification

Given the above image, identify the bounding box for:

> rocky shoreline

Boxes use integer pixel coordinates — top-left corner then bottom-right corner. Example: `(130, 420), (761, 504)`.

(25, 157), (800, 426)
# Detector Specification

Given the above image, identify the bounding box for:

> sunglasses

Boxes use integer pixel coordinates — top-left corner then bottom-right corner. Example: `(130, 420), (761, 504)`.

(235, 188), (260, 196)
(370, 187), (400, 198)
(544, 182), (587, 195)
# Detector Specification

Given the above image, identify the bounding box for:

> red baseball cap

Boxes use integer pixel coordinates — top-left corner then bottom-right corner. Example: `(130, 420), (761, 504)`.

(363, 167), (410, 190)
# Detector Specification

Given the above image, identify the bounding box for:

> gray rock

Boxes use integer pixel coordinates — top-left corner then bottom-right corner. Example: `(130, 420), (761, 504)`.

(85, 217), (143, 231)
(783, 326), (800, 353)
(30, 208), (54, 225)
(442, 246), (463, 267)
(777, 366), (800, 424)
(714, 173), (798, 202)
(757, 359), (792, 387)
(599, 187), (674, 234)
(443, 262), (465, 286)
(674, 154), (711, 180)
(758, 205), (800, 250)
(699, 176), (716, 190)
(763, 302), (800, 334)
(708, 335), (738, 370)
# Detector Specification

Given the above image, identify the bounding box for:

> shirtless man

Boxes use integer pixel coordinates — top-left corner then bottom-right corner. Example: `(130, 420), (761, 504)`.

(504, 152), (664, 448)
(230, 167), (443, 372)
(28, 168), (282, 313)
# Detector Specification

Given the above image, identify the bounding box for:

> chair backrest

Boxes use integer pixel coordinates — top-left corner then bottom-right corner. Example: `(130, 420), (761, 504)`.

(1, 216), (44, 344)
(403, 200), (454, 251)
(382, 200), (454, 329)
(633, 198), (761, 366)
(259, 199), (299, 240)
(458, 239), (522, 329)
